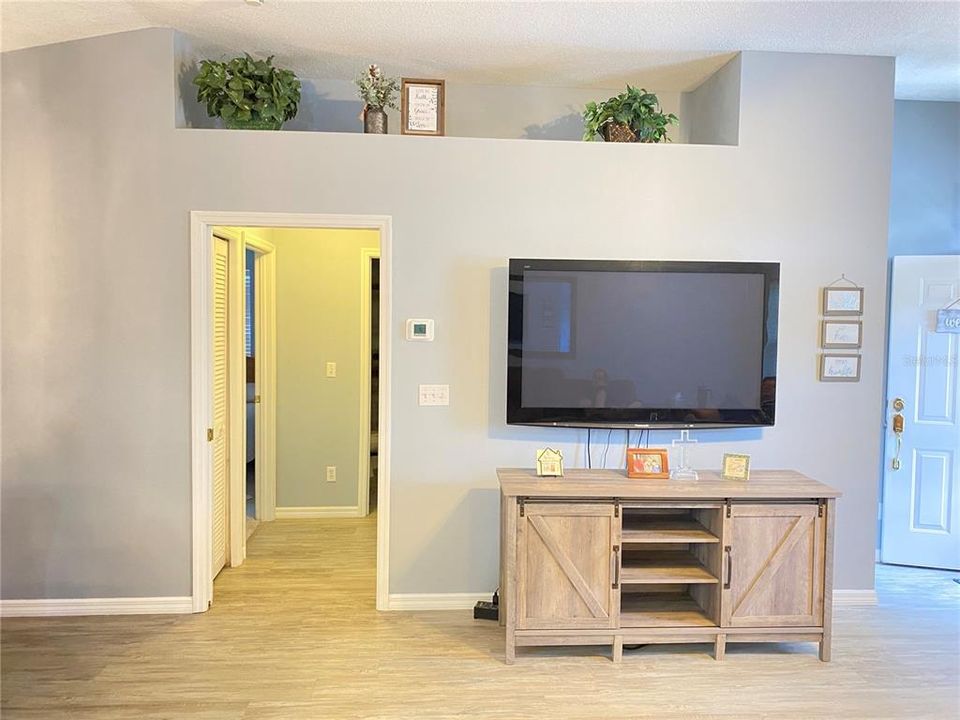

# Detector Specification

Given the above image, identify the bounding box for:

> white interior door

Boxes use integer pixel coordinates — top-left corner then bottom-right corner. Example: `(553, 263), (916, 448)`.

(881, 255), (960, 570)
(212, 237), (231, 577)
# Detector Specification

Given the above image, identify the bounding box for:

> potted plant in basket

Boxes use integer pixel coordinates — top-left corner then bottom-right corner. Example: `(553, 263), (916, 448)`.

(194, 54), (301, 130)
(355, 64), (399, 134)
(582, 86), (678, 142)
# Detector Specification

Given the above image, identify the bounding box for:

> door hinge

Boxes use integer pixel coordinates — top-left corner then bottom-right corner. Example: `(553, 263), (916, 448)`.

(725, 498), (732, 518)
(207, 428), (214, 442)
(818, 500), (824, 518)
(519, 498), (525, 517)
(614, 499), (620, 518)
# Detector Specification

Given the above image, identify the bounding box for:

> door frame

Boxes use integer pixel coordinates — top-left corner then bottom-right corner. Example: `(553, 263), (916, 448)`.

(244, 231), (278, 524)
(358, 248), (380, 517)
(190, 211), (393, 612)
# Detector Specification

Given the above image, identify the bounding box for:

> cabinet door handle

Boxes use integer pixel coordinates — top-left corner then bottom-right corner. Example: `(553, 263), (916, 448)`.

(724, 545), (732, 590)
(612, 545), (620, 589)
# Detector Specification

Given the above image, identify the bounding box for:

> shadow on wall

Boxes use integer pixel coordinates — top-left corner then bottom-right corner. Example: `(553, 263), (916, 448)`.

(177, 57), (211, 128)
(522, 112), (585, 141)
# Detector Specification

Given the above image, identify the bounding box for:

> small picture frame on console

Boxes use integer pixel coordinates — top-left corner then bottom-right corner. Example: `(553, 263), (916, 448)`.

(721, 453), (751, 481)
(626, 448), (670, 479)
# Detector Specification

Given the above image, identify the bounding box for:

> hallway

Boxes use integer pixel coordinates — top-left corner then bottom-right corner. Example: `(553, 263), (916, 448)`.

(2, 515), (958, 719)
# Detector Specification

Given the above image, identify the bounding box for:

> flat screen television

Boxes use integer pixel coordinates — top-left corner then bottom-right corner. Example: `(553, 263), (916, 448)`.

(507, 259), (780, 429)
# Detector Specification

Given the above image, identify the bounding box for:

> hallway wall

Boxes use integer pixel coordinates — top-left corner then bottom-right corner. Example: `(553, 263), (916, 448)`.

(271, 227), (380, 511)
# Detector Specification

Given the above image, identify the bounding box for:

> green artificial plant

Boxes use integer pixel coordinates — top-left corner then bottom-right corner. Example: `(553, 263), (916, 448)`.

(582, 86), (678, 142)
(355, 64), (400, 111)
(194, 54), (301, 130)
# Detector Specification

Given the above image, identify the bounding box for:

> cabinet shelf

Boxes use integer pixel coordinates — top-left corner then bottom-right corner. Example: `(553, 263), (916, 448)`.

(620, 551), (719, 584)
(621, 519), (719, 544)
(620, 593), (716, 628)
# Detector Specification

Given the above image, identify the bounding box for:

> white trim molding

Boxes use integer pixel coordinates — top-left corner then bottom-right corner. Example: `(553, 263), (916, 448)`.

(387, 593), (491, 611)
(1, 596), (193, 618)
(191, 211), (393, 614)
(275, 506), (363, 519)
(833, 590), (879, 606)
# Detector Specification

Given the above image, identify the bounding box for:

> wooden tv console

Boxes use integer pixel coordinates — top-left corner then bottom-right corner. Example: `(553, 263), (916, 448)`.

(497, 468), (840, 664)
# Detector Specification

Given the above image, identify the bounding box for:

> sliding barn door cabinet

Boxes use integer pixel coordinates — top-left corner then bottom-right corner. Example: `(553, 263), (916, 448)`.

(498, 469), (840, 664)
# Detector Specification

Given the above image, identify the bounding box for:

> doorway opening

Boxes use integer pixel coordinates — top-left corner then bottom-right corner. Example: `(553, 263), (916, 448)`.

(191, 212), (393, 612)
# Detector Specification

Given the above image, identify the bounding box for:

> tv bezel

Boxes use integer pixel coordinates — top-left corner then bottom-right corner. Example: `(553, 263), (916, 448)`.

(506, 258), (780, 430)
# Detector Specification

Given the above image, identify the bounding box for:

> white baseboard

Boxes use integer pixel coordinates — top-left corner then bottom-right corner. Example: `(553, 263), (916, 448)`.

(387, 592), (491, 610)
(833, 590), (879, 606)
(0, 596), (194, 618)
(274, 506), (363, 519)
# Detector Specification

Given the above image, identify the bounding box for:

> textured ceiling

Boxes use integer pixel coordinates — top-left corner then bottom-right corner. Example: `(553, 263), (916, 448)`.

(2, 1), (958, 100)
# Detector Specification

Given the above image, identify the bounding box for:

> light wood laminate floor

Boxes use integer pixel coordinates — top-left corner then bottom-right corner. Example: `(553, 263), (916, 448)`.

(2, 513), (957, 719)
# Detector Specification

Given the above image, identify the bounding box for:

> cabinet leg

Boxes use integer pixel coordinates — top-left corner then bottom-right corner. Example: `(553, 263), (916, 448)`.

(714, 633), (726, 661)
(613, 637), (623, 663)
(819, 636), (832, 662)
(505, 634), (516, 665)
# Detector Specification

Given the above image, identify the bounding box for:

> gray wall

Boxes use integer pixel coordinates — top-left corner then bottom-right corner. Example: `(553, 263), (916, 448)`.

(888, 100), (960, 256)
(2, 29), (894, 599)
(680, 54), (741, 146)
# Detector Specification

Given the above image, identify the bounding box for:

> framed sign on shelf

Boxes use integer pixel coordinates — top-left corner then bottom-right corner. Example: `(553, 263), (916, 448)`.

(401, 78), (445, 136)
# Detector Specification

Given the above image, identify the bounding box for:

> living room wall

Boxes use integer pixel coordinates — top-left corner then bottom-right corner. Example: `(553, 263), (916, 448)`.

(888, 100), (960, 257)
(1, 29), (893, 601)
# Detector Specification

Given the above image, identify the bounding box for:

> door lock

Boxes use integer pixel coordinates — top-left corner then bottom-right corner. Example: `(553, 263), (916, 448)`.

(891, 398), (905, 470)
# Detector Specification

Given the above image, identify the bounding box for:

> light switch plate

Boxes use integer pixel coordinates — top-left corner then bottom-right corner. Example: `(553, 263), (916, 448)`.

(418, 384), (449, 406)
(325, 466), (336, 482)
(326, 362), (337, 378)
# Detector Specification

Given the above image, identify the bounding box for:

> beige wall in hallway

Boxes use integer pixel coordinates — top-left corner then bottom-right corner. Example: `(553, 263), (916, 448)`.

(268, 227), (380, 509)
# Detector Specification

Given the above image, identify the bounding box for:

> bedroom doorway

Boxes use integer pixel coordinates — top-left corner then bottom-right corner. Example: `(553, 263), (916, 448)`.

(191, 212), (393, 613)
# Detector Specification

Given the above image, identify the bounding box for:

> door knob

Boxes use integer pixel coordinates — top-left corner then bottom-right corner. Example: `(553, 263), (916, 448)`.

(891, 398), (905, 470)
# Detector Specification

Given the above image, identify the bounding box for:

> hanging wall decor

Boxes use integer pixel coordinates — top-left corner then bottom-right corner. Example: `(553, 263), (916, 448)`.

(936, 298), (960, 333)
(822, 275), (864, 316)
(819, 274), (864, 382)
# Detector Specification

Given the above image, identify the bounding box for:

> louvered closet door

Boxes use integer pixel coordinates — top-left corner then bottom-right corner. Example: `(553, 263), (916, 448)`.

(211, 237), (230, 578)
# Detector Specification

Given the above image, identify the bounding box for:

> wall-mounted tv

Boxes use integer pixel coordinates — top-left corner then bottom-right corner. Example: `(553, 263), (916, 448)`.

(507, 259), (780, 429)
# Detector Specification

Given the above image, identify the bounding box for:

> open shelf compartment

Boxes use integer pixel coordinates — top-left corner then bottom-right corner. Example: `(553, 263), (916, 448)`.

(620, 549), (718, 584)
(621, 518), (719, 544)
(620, 591), (715, 628)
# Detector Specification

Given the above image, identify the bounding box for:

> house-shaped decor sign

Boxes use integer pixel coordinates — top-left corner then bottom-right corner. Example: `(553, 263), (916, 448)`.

(536, 448), (564, 477)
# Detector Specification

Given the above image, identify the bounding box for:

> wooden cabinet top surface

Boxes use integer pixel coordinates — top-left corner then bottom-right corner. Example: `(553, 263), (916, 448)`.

(497, 468), (841, 499)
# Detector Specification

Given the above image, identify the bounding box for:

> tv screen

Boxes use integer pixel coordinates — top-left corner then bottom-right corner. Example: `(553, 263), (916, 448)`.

(507, 259), (780, 428)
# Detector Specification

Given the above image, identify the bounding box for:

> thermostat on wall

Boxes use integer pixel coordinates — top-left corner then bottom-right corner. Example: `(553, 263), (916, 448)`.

(406, 318), (434, 341)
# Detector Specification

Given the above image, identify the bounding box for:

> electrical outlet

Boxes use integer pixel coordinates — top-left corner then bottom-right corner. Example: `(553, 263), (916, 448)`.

(325, 466), (336, 482)
(418, 384), (450, 406)
(326, 362), (337, 378)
